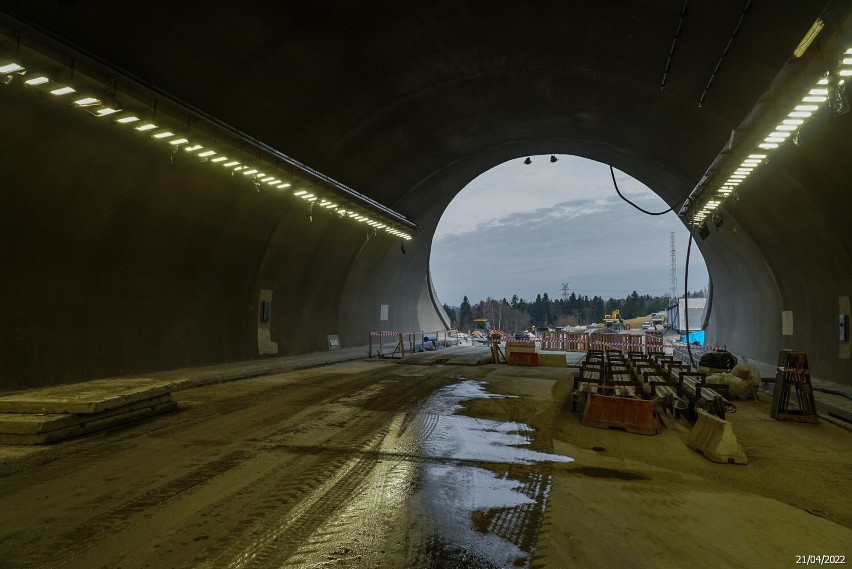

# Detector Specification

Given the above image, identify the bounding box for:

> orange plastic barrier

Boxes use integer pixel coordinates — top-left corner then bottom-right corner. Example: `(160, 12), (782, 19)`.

(508, 352), (540, 367)
(582, 393), (662, 435)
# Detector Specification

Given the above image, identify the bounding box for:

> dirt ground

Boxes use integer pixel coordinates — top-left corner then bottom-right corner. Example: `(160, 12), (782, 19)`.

(0, 359), (848, 568)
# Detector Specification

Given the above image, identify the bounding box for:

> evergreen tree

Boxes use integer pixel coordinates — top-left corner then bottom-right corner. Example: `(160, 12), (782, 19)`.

(530, 294), (545, 327)
(458, 296), (473, 331)
(623, 290), (641, 318)
(542, 292), (552, 326)
(442, 303), (457, 327)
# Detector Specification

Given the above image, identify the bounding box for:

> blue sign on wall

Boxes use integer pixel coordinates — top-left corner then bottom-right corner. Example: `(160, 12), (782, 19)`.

(680, 331), (705, 345)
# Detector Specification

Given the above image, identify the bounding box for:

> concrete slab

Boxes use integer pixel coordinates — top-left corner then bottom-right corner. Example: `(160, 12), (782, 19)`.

(0, 394), (174, 435)
(0, 378), (182, 414)
(0, 401), (178, 445)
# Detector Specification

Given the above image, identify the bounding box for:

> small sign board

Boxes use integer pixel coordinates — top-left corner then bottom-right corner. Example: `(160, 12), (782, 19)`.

(327, 335), (341, 350)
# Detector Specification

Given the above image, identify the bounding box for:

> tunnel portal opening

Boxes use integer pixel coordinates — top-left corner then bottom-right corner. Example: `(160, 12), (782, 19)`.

(429, 154), (709, 336)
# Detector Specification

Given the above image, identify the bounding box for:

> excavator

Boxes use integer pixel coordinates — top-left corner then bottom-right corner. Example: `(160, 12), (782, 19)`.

(470, 318), (507, 344)
(603, 309), (625, 329)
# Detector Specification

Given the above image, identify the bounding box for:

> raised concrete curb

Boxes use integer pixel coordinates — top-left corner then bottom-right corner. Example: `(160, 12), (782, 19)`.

(0, 346), (372, 445)
(148, 346), (372, 391)
(392, 346), (493, 366)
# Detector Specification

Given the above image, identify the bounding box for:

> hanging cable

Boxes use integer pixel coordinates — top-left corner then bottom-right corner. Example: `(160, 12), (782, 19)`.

(661, 0), (689, 90)
(698, 0), (752, 107)
(609, 166), (688, 215)
(684, 228), (695, 368)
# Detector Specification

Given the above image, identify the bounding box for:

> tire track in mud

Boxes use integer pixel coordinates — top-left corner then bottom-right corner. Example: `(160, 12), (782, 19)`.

(3, 364), (569, 569)
(2, 364), (445, 569)
(23, 449), (253, 569)
(197, 372), (457, 568)
(282, 431), (418, 568)
(480, 471), (553, 561)
(203, 433), (388, 569)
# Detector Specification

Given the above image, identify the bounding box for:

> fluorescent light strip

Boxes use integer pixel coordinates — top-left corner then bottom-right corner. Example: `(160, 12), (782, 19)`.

(689, 47), (852, 220)
(12, 61), (417, 240)
(73, 97), (100, 106)
(0, 62), (24, 73)
(24, 76), (49, 86)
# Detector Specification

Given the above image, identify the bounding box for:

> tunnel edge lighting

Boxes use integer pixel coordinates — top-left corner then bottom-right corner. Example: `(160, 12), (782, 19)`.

(0, 18), (417, 241)
(679, 38), (851, 229)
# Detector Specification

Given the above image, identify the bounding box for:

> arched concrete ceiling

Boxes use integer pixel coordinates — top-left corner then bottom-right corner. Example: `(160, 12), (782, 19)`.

(1, 0), (850, 387)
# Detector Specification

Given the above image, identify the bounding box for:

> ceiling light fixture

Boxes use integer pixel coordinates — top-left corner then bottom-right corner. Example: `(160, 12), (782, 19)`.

(794, 19), (824, 58)
(23, 75), (48, 86)
(680, 35), (851, 227)
(0, 23), (418, 241)
(49, 86), (75, 96)
(0, 55), (26, 85)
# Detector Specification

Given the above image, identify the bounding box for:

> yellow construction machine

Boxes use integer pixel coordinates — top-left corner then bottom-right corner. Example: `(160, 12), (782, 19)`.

(603, 309), (624, 329)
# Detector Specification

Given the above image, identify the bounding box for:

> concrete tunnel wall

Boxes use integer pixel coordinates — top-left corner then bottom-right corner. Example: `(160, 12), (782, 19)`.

(0, 88), (380, 389)
(703, 107), (852, 382)
(1, 0), (851, 389)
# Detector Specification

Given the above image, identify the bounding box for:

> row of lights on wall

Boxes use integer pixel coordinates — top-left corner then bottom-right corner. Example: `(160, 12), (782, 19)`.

(687, 45), (851, 229)
(0, 53), (415, 241)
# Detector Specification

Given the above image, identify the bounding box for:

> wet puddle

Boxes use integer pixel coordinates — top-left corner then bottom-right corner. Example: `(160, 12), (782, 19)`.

(409, 378), (573, 568)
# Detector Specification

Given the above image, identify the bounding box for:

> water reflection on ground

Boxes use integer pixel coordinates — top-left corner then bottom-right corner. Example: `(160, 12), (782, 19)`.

(409, 379), (573, 568)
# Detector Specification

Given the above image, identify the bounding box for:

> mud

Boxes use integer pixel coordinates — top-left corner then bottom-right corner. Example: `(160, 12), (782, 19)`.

(0, 360), (849, 568)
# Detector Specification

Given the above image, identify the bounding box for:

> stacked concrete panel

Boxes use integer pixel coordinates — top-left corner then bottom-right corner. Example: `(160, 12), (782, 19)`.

(0, 379), (180, 445)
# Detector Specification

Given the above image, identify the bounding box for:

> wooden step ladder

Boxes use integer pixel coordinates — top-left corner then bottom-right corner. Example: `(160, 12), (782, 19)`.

(770, 350), (819, 423)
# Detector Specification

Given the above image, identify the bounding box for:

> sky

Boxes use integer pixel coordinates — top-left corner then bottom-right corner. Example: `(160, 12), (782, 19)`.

(429, 155), (710, 307)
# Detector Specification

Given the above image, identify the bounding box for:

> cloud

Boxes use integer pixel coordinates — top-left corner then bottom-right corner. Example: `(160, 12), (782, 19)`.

(430, 156), (708, 305)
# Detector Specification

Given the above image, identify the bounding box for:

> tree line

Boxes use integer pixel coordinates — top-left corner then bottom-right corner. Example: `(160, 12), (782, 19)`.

(443, 289), (706, 333)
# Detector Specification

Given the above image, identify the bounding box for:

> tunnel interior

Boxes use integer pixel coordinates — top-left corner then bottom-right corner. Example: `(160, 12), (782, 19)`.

(1, 0), (851, 389)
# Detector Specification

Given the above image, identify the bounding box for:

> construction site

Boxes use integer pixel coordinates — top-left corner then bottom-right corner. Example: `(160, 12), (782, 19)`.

(0, 342), (848, 568)
(1, 1), (851, 567)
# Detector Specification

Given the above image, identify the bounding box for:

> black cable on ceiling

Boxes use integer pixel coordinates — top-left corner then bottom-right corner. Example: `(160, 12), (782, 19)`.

(699, 0), (752, 108)
(684, 229), (696, 369)
(661, 0), (689, 90)
(609, 166), (688, 216)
